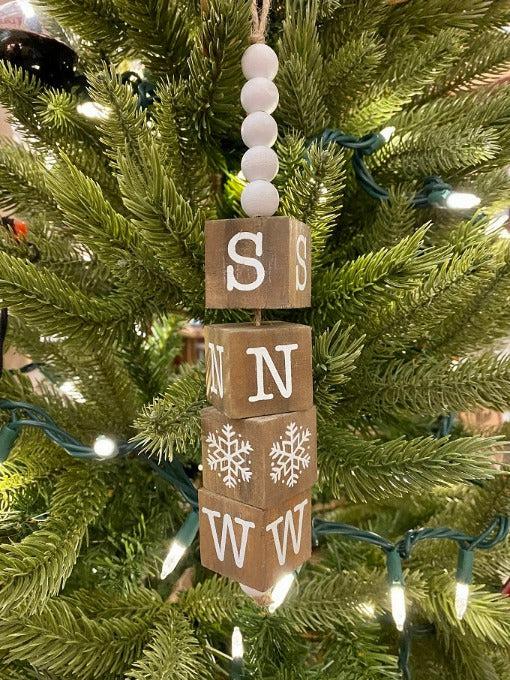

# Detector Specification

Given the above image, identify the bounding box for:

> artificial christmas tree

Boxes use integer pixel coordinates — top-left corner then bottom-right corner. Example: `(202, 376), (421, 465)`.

(1, 0), (510, 678)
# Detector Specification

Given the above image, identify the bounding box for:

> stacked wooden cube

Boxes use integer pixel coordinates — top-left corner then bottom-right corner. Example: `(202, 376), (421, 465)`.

(199, 215), (316, 592)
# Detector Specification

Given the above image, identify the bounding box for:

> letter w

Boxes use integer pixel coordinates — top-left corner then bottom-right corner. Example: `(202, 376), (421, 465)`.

(266, 499), (308, 566)
(202, 507), (255, 568)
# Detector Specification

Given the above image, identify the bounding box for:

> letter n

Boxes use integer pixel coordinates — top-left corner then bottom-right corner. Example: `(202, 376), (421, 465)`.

(207, 343), (224, 398)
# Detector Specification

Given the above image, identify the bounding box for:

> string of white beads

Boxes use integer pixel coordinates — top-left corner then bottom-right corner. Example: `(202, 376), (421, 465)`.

(240, 43), (280, 218)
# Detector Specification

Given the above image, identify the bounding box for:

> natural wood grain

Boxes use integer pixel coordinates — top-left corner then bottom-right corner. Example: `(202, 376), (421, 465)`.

(199, 487), (312, 591)
(205, 321), (313, 418)
(205, 216), (311, 309)
(201, 405), (317, 508)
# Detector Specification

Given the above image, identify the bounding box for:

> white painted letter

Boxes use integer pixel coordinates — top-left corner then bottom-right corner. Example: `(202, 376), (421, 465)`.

(296, 234), (307, 291)
(207, 343), (224, 398)
(202, 507), (255, 568)
(266, 499), (308, 566)
(226, 231), (265, 292)
(246, 344), (298, 402)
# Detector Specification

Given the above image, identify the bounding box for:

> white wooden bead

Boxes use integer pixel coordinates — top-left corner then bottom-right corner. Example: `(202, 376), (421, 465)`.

(241, 77), (279, 114)
(241, 146), (279, 181)
(241, 43), (279, 80)
(241, 111), (278, 148)
(241, 180), (280, 217)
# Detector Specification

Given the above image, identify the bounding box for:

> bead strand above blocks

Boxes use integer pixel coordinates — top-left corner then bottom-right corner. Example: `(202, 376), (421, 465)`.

(240, 43), (280, 218)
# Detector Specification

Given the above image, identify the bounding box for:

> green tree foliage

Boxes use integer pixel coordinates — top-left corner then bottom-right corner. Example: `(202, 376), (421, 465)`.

(0, 0), (509, 677)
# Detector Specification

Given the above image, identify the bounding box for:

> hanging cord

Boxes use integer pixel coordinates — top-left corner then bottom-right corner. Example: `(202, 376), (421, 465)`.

(251, 0), (272, 43)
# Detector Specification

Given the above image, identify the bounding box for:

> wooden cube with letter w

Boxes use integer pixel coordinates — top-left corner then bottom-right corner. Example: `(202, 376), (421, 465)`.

(199, 487), (312, 592)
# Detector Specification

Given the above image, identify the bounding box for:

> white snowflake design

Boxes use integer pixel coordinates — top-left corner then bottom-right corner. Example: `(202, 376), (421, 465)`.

(206, 424), (253, 489)
(270, 422), (311, 487)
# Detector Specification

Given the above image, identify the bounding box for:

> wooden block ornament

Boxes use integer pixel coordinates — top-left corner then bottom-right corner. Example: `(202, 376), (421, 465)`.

(198, 37), (315, 600)
(205, 217), (311, 309)
(205, 321), (313, 419)
(199, 487), (312, 592)
(205, 216), (311, 309)
(201, 406), (317, 509)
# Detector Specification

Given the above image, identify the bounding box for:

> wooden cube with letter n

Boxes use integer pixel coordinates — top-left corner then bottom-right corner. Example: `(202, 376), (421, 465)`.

(205, 321), (313, 419)
(199, 487), (312, 592)
(205, 217), (311, 310)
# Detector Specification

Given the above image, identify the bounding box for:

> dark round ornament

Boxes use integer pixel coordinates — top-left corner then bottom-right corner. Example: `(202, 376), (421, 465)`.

(0, 1), (78, 88)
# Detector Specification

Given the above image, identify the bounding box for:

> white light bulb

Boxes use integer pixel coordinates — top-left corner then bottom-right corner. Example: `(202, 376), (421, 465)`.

(231, 627), (244, 660)
(445, 192), (481, 211)
(77, 102), (111, 120)
(160, 540), (186, 579)
(20, 1), (36, 19)
(390, 583), (406, 632)
(269, 573), (295, 613)
(380, 126), (396, 142)
(93, 435), (117, 459)
(455, 582), (470, 620)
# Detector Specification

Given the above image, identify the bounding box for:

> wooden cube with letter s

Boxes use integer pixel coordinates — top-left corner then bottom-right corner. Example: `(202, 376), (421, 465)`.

(205, 217), (311, 309)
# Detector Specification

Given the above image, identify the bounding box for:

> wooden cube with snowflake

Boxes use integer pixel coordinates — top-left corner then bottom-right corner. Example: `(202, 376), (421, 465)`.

(201, 406), (317, 509)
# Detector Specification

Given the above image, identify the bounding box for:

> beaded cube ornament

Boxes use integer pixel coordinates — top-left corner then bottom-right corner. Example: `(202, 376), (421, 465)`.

(199, 35), (315, 600)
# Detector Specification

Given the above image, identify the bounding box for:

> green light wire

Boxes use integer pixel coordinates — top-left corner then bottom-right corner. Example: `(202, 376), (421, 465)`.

(0, 399), (198, 509)
(320, 129), (461, 209)
(312, 515), (510, 560)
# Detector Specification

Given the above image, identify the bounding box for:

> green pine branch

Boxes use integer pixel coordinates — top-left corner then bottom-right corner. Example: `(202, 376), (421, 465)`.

(313, 322), (365, 418)
(0, 464), (110, 616)
(126, 609), (212, 680)
(132, 364), (206, 461)
(318, 429), (498, 503)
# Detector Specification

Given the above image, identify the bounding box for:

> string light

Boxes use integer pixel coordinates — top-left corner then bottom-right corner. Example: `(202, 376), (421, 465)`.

(230, 626), (245, 680)
(455, 583), (470, 620)
(232, 626), (244, 658)
(161, 541), (186, 579)
(387, 549), (406, 631)
(390, 583), (407, 632)
(160, 511), (199, 579)
(455, 548), (475, 620)
(92, 435), (118, 458)
(268, 572), (296, 613)
(321, 130), (482, 212)
(379, 126), (395, 143)
(443, 191), (481, 211)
